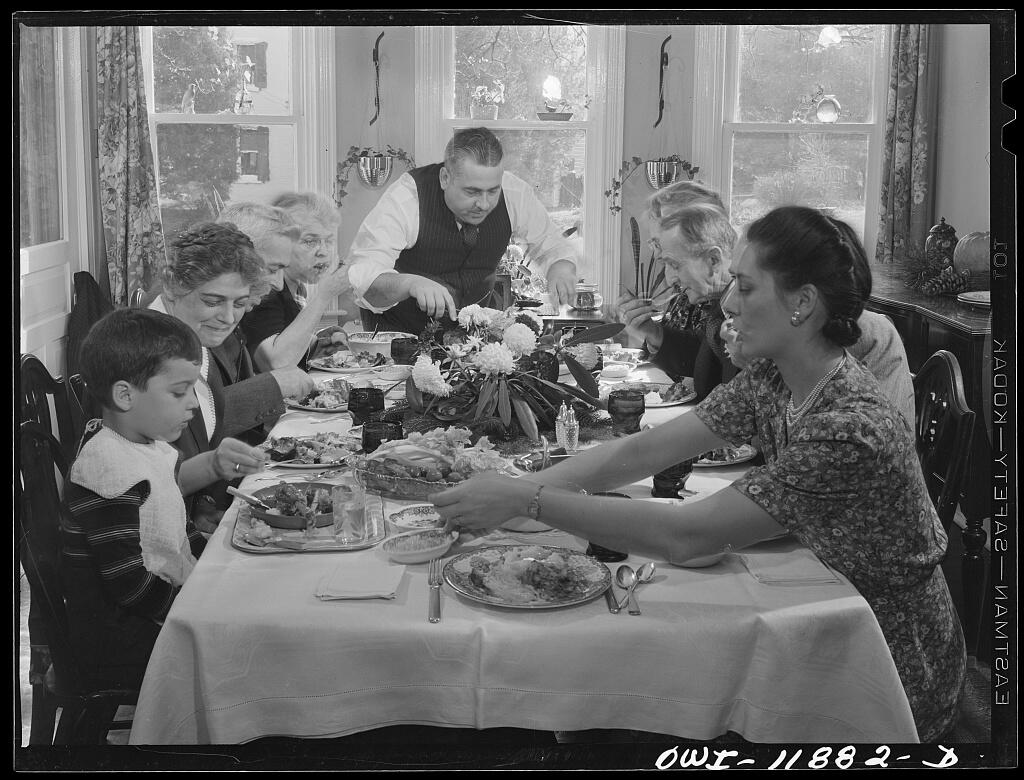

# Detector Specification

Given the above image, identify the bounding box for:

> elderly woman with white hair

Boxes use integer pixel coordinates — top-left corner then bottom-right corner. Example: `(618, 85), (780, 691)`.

(238, 192), (352, 372)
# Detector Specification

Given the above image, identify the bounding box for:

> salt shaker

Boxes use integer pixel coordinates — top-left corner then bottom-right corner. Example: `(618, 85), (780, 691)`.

(563, 407), (579, 453)
(555, 402), (568, 449)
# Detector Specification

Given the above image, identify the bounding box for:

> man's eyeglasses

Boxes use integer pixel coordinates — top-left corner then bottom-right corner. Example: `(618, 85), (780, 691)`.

(299, 235), (336, 251)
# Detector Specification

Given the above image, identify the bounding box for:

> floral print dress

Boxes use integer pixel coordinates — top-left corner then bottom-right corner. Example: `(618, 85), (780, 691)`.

(694, 356), (966, 742)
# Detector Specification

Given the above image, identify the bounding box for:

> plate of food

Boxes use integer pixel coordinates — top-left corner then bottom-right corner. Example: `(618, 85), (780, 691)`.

(603, 379), (696, 408)
(693, 443), (758, 467)
(249, 481), (335, 529)
(443, 545), (611, 609)
(231, 498), (387, 554)
(308, 350), (389, 374)
(260, 432), (357, 469)
(285, 379), (351, 412)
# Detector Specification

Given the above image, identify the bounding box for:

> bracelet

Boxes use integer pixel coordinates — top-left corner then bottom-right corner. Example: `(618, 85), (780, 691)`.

(526, 484), (544, 520)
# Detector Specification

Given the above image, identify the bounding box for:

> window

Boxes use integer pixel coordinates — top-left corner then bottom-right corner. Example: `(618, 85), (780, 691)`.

(141, 26), (335, 238)
(415, 25), (625, 295)
(693, 24), (889, 253)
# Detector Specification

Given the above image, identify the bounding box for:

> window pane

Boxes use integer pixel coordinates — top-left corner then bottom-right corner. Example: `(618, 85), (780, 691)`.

(19, 25), (62, 246)
(489, 128), (585, 234)
(156, 124), (295, 237)
(736, 25), (884, 123)
(731, 131), (868, 238)
(453, 25), (589, 121)
(152, 26), (291, 116)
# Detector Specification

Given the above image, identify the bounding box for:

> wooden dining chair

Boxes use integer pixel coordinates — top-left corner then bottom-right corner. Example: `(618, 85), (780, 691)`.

(19, 353), (85, 466)
(913, 349), (983, 654)
(18, 421), (139, 744)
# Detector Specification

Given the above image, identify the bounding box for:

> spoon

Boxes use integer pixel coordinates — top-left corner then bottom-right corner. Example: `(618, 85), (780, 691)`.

(615, 565), (638, 614)
(226, 486), (273, 512)
(618, 562), (657, 614)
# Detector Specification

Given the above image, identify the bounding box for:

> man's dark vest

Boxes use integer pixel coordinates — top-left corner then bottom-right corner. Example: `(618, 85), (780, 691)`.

(360, 162), (512, 336)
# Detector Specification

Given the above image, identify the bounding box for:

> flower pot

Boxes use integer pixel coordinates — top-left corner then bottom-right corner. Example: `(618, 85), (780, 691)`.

(537, 111), (573, 121)
(470, 103), (499, 120)
(357, 155), (394, 188)
(645, 160), (682, 190)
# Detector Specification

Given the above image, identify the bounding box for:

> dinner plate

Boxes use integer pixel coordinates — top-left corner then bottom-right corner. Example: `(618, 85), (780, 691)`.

(693, 444), (758, 467)
(645, 389), (697, 408)
(443, 544), (611, 609)
(285, 398), (349, 413)
(956, 290), (990, 308)
(308, 354), (386, 374)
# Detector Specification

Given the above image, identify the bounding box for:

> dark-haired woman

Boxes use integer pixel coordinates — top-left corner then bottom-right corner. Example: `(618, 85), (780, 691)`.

(431, 206), (966, 742)
(150, 222), (315, 525)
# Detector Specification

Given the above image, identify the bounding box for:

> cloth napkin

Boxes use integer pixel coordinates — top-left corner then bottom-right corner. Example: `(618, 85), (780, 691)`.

(739, 547), (840, 586)
(315, 556), (405, 600)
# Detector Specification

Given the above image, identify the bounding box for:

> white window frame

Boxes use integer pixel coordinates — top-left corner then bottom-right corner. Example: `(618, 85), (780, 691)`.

(692, 24), (890, 257)
(414, 25), (625, 300)
(139, 26), (336, 202)
(19, 26), (93, 371)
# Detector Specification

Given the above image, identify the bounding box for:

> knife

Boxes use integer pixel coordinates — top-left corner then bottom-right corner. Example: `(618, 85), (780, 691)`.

(603, 585), (621, 614)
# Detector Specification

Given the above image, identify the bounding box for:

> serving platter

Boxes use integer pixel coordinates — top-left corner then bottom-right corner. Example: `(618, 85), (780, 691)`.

(259, 433), (356, 468)
(693, 443), (758, 467)
(231, 503), (386, 554)
(285, 398), (348, 413)
(443, 544), (611, 609)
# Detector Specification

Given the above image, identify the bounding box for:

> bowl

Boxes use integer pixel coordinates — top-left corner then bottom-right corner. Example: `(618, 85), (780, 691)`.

(250, 482), (336, 530)
(382, 528), (457, 564)
(347, 331), (417, 361)
(375, 363), (413, 382)
(389, 504), (444, 533)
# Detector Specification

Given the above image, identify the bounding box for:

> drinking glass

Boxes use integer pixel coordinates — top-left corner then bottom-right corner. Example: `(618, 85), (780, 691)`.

(607, 389), (645, 436)
(332, 483), (366, 543)
(348, 387), (385, 426)
(361, 420), (403, 453)
(389, 337), (420, 366)
(651, 458), (696, 498)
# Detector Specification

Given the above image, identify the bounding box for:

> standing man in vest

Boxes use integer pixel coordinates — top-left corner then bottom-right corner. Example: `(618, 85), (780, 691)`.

(346, 127), (579, 335)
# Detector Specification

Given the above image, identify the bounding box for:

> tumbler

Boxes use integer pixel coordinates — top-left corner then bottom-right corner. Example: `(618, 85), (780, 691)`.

(607, 389), (645, 436)
(348, 387), (385, 426)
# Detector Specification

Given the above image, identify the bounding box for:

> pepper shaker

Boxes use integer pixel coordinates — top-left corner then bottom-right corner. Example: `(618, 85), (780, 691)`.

(555, 402), (568, 449)
(563, 406), (579, 453)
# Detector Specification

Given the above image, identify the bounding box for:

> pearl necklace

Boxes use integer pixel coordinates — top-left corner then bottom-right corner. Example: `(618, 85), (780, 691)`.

(785, 353), (846, 428)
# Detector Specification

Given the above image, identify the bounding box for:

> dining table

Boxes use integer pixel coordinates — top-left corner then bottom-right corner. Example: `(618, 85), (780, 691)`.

(128, 357), (919, 746)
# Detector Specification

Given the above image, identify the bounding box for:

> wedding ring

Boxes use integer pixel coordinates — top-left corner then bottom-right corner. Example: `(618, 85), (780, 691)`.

(234, 463), (241, 473)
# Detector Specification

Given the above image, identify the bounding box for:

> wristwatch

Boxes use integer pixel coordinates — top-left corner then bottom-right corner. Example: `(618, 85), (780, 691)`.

(526, 484), (544, 520)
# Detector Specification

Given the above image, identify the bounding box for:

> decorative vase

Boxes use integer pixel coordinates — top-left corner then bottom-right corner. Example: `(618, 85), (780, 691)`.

(470, 103), (499, 120)
(357, 155), (394, 188)
(645, 160), (682, 190)
(924, 217), (958, 269)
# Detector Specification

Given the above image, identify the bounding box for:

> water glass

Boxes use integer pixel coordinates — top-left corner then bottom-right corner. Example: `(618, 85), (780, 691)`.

(389, 337), (420, 366)
(361, 420), (403, 453)
(651, 458), (696, 498)
(607, 389), (645, 436)
(348, 387), (385, 426)
(332, 483), (366, 543)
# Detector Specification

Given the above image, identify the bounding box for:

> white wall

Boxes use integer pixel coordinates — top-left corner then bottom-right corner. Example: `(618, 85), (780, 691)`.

(934, 24), (991, 237)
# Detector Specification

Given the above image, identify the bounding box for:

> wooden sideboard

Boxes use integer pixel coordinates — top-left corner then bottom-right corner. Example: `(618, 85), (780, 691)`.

(867, 263), (992, 656)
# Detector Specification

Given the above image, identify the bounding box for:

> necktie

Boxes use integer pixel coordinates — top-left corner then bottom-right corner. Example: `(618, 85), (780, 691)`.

(461, 223), (479, 249)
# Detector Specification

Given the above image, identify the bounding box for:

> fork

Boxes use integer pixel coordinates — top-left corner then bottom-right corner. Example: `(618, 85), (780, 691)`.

(428, 558), (442, 623)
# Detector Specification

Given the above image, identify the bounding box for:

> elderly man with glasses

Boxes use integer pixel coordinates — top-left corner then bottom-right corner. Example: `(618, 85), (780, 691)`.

(237, 192), (352, 372)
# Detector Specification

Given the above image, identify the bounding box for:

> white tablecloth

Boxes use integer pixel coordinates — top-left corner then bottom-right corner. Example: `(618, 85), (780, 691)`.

(128, 366), (918, 745)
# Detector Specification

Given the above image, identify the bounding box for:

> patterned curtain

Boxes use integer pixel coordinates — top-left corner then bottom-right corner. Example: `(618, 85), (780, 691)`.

(96, 27), (166, 306)
(874, 25), (940, 264)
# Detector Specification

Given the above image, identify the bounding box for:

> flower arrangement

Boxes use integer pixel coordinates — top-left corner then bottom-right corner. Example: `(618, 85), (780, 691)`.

(472, 81), (506, 107)
(403, 306), (624, 443)
(604, 154), (699, 215)
(334, 144), (416, 207)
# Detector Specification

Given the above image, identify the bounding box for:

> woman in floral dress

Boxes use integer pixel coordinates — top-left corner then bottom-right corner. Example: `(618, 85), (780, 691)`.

(433, 206), (966, 742)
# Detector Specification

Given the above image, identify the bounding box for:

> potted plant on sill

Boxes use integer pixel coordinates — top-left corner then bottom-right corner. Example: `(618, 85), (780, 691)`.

(470, 81), (506, 121)
(334, 144), (416, 207)
(604, 154), (699, 215)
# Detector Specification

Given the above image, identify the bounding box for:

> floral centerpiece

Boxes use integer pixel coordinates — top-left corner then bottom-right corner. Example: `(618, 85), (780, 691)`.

(403, 305), (624, 444)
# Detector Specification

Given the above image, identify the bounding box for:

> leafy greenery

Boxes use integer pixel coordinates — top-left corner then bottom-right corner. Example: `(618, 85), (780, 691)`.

(604, 155), (699, 215)
(334, 145), (416, 207)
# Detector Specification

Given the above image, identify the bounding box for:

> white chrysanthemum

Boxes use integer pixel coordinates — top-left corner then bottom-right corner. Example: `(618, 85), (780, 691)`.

(486, 310), (515, 336)
(411, 354), (453, 396)
(502, 323), (538, 356)
(457, 304), (501, 330)
(472, 342), (515, 375)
